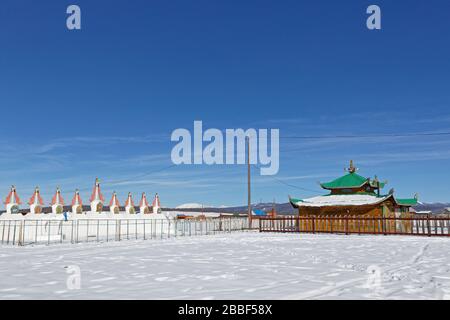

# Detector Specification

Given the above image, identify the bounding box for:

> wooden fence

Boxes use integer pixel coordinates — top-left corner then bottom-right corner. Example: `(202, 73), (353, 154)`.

(259, 215), (450, 237)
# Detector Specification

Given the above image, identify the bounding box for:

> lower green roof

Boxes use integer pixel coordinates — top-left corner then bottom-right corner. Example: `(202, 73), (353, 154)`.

(396, 198), (418, 206)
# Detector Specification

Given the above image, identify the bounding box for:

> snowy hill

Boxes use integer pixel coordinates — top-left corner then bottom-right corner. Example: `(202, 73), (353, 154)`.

(171, 202), (450, 215)
(176, 203), (209, 209)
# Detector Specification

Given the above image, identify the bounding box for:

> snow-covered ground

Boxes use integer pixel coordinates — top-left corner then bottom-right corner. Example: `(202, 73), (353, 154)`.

(1, 232), (450, 299)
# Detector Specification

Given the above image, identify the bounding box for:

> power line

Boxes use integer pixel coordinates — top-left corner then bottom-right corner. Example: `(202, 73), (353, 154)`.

(76, 164), (178, 192)
(105, 164), (178, 186)
(251, 164), (323, 195)
(281, 132), (450, 140)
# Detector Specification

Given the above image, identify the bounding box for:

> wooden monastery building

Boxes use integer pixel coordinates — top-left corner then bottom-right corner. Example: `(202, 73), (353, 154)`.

(289, 161), (418, 217)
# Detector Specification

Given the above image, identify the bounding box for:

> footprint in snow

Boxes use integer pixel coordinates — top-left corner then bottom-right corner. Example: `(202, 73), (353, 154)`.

(90, 277), (116, 282)
(155, 277), (169, 281)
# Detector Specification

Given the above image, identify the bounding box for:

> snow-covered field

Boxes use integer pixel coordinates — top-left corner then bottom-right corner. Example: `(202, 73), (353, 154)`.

(1, 232), (450, 299)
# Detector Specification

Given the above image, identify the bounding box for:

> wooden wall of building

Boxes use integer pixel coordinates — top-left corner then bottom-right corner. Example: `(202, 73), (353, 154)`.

(296, 199), (415, 233)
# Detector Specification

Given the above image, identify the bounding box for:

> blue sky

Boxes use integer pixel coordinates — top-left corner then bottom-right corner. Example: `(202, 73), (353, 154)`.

(1, 0), (450, 207)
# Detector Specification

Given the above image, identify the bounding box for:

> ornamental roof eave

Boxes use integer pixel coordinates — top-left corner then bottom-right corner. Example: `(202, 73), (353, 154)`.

(289, 193), (418, 208)
(289, 194), (393, 208)
(394, 197), (419, 207)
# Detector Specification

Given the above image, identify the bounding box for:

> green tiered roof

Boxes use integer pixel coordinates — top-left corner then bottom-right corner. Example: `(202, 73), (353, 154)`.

(321, 172), (387, 190)
(320, 160), (386, 190)
(321, 172), (368, 189)
(289, 161), (418, 209)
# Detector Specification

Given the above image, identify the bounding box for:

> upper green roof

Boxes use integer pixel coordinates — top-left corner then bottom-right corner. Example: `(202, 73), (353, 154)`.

(321, 173), (369, 189)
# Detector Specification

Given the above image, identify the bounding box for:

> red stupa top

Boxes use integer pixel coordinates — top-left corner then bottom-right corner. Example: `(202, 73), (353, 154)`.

(51, 188), (65, 205)
(152, 193), (160, 207)
(71, 189), (83, 206)
(28, 187), (44, 206)
(139, 192), (149, 207)
(125, 192), (134, 207)
(4, 186), (22, 205)
(89, 178), (105, 202)
(109, 192), (121, 207)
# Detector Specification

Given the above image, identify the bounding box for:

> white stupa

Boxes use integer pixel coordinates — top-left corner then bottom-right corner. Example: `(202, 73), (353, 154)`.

(125, 192), (136, 214)
(109, 191), (120, 214)
(152, 193), (161, 214)
(89, 178), (104, 213)
(4, 185), (22, 214)
(71, 189), (83, 214)
(28, 187), (44, 214)
(51, 187), (65, 214)
(139, 192), (150, 214)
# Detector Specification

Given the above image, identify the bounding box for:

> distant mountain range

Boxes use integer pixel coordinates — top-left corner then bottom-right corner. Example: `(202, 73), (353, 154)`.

(413, 203), (450, 214)
(172, 202), (450, 215)
(171, 202), (296, 215)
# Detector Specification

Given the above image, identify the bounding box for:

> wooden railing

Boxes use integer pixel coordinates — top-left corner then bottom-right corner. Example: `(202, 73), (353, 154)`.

(259, 215), (450, 237)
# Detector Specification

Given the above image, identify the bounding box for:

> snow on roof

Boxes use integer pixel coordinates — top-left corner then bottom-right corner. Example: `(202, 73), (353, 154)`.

(415, 210), (432, 214)
(293, 194), (389, 207)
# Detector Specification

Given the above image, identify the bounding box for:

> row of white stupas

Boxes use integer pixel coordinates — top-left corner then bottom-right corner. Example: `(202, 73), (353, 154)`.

(3, 178), (161, 215)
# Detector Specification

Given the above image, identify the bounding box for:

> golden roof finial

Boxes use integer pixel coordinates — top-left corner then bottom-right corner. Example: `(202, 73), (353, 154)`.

(348, 160), (357, 173)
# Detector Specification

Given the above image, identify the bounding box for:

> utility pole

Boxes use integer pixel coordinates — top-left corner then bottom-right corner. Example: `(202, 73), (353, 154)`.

(247, 137), (252, 228)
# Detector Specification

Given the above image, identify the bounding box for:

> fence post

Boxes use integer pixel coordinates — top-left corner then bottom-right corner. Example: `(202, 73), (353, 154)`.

(12, 221), (17, 246)
(143, 220), (146, 240)
(1, 221), (4, 245)
(19, 221), (25, 246)
(35, 220), (39, 244)
(373, 216), (376, 234)
(6, 221), (11, 245)
(60, 221), (64, 244)
(47, 221), (51, 245)
(168, 220), (171, 238)
(70, 220), (73, 243)
(76, 220), (79, 243)
(96, 220), (100, 242)
(345, 216), (349, 235)
(174, 219), (177, 238)
(312, 216), (315, 234)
